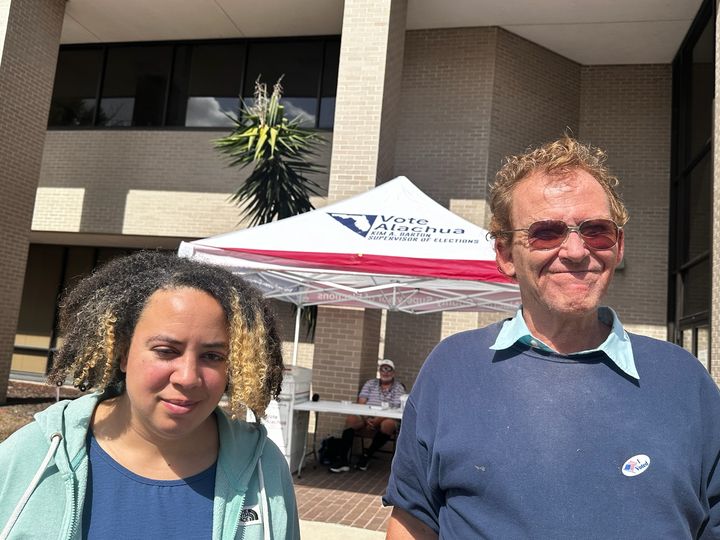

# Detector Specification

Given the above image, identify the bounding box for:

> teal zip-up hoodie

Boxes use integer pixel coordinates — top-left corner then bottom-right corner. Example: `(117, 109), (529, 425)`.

(0, 394), (299, 539)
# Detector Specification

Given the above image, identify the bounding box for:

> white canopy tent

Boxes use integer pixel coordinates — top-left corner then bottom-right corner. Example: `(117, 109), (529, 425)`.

(179, 176), (521, 363)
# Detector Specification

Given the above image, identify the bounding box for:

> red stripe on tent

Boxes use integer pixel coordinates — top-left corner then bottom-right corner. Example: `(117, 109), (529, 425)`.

(217, 248), (513, 283)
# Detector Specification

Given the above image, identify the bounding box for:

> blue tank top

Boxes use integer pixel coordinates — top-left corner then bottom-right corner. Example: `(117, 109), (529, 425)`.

(82, 433), (216, 539)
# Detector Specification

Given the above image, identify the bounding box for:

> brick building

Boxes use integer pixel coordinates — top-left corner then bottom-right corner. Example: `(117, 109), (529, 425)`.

(0, 0), (717, 434)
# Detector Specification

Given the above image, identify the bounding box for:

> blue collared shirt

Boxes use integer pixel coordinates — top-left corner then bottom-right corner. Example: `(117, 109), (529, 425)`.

(490, 306), (638, 379)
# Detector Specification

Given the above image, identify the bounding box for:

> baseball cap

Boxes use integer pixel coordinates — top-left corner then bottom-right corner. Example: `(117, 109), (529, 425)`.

(378, 358), (395, 370)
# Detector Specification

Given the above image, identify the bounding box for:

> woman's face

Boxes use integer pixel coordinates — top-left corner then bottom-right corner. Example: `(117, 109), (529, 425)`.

(120, 287), (229, 444)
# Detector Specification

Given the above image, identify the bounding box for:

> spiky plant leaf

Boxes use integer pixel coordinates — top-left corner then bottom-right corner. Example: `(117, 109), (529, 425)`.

(215, 77), (325, 337)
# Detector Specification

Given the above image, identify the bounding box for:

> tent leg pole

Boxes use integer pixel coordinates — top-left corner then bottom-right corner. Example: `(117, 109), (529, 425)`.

(292, 306), (301, 366)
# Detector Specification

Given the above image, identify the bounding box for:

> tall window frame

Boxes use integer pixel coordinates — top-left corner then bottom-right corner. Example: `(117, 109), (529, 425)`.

(668, 0), (714, 369)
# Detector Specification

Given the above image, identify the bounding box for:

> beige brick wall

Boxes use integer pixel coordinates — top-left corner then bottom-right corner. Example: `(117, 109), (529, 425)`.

(384, 311), (441, 392)
(579, 65), (672, 339)
(35, 130), (332, 238)
(0, 0), (64, 402)
(313, 308), (368, 401)
(488, 29), (581, 189)
(394, 27), (495, 206)
(441, 311), (510, 339)
(327, 0), (407, 201)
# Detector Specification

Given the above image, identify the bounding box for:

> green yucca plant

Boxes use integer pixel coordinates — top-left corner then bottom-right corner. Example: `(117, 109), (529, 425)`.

(215, 77), (324, 226)
(215, 77), (324, 336)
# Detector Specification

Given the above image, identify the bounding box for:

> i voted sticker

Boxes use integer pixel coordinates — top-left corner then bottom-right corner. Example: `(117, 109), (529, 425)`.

(622, 454), (651, 477)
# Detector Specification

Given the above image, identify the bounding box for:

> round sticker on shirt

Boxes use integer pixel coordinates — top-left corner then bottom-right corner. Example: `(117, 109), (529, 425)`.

(621, 454), (651, 477)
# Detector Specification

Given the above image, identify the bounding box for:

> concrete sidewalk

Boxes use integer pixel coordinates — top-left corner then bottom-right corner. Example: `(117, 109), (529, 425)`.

(300, 520), (385, 539)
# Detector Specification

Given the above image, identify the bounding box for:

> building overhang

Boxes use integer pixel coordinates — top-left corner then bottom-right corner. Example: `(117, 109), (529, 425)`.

(62, 0), (703, 65)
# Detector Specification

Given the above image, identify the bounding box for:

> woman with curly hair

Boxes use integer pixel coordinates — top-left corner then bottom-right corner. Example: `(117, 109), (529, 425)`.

(0, 251), (297, 540)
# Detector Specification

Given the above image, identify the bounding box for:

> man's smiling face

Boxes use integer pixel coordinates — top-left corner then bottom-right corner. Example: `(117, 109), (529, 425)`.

(495, 168), (624, 321)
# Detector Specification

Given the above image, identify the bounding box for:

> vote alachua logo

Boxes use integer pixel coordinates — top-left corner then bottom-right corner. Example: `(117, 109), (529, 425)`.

(622, 454), (651, 477)
(327, 212), (474, 244)
(328, 213), (378, 237)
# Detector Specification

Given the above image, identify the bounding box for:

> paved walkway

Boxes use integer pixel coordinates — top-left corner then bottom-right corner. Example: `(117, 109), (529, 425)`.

(293, 452), (393, 533)
(299, 520), (385, 539)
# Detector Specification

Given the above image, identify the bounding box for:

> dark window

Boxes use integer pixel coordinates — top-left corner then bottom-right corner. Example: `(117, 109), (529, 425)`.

(12, 245), (141, 375)
(682, 257), (710, 318)
(48, 37), (339, 129)
(689, 20), (713, 158)
(48, 49), (103, 126)
(98, 45), (173, 127)
(319, 40), (340, 129)
(685, 154), (711, 262)
(167, 43), (245, 127)
(244, 41), (324, 127)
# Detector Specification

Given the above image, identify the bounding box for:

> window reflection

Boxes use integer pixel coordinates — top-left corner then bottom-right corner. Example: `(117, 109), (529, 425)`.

(97, 97), (135, 127)
(50, 99), (97, 126)
(168, 43), (244, 127)
(186, 97), (238, 127)
(241, 97), (316, 127)
(282, 98), (317, 127)
(319, 97), (336, 130)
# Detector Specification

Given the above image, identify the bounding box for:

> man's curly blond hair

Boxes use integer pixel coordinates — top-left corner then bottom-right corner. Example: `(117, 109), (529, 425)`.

(489, 136), (629, 240)
(48, 251), (283, 420)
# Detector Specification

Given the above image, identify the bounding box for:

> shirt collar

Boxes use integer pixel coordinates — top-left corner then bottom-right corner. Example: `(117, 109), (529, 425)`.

(490, 306), (638, 379)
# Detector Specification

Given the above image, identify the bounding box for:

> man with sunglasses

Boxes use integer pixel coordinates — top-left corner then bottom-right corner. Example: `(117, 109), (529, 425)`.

(385, 137), (720, 539)
(329, 358), (405, 473)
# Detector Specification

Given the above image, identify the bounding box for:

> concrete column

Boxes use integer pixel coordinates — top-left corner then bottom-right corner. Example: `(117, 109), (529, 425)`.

(327, 0), (407, 201)
(313, 0), (406, 437)
(0, 0), (65, 402)
(711, 1), (720, 384)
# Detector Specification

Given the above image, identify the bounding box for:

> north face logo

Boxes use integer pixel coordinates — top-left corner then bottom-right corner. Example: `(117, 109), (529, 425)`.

(240, 508), (259, 523)
(328, 213), (377, 237)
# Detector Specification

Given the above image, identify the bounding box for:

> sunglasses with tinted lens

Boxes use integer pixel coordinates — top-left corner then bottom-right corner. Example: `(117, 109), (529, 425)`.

(379, 366), (394, 372)
(502, 218), (621, 250)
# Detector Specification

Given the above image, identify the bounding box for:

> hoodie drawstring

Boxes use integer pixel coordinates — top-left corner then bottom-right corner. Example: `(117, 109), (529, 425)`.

(0, 432), (63, 540)
(257, 458), (271, 540)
